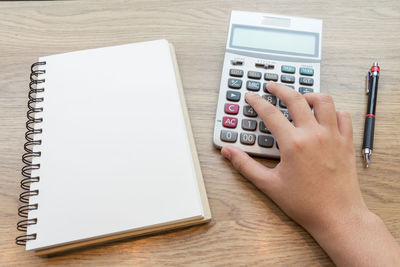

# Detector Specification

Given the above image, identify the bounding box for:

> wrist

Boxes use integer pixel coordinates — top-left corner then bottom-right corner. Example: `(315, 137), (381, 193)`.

(308, 206), (377, 241)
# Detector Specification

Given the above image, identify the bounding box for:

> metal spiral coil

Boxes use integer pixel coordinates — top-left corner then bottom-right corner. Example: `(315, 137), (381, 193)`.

(16, 61), (46, 246)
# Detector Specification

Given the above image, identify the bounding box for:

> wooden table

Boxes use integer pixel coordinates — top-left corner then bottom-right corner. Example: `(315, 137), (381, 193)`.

(1, 1), (399, 265)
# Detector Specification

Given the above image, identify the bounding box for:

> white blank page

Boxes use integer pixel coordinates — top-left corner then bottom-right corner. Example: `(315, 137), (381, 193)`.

(26, 40), (204, 250)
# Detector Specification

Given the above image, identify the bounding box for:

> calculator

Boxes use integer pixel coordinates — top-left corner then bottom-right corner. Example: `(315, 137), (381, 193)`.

(213, 11), (323, 158)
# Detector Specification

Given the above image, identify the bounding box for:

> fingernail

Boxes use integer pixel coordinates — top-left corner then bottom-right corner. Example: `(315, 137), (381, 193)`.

(221, 147), (231, 159)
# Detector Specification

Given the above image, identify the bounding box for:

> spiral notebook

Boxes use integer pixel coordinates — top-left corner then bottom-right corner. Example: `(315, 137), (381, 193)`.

(17, 39), (211, 255)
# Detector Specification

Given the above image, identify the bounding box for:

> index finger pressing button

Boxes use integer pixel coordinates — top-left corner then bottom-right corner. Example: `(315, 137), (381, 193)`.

(262, 94), (277, 105)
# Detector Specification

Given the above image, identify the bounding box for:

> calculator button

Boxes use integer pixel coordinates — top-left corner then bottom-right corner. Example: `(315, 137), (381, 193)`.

(240, 132), (256, 145)
(224, 103), (239, 114)
(281, 65), (296, 74)
(247, 71), (262, 80)
(223, 116), (238, 128)
(229, 69), (244, 77)
(285, 85), (295, 89)
(263, 83), (270, 93)
(242, 119), (257, 131)
(280, 109), (292, 121)
(299, 67), (314, 76)
(258, 135), (274, 148)
(220, 130), (238, 143)
(226, 90), (241, 101)
(228, 78), (242, 89)
(264, 73), (278, 81)
(262, 94), (277, 105)
(299, 87), (314, 94)
(259, 121), (271, 133)
(246, 80), (261, 91)
(278, 99), (286, 108)
(243, 105), (257, 117)
(281, 75), (295, 84)
(299, 77), (314, 86)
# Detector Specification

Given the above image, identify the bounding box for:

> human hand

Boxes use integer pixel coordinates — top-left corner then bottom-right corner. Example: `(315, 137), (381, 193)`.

(221, 83), (400, 266)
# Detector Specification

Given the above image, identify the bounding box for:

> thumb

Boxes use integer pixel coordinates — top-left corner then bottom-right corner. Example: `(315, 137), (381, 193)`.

(221, 145), (279, 196)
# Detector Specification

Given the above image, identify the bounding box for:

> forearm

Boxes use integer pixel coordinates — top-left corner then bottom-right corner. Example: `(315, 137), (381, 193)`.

(309, 209), (400, 266)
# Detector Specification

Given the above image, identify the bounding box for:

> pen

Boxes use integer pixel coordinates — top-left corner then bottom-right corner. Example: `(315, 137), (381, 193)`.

(362, 62), (380, 168)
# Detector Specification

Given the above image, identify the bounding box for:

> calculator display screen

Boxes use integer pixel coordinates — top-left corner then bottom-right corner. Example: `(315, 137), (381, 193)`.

(230, 25), (319, 57)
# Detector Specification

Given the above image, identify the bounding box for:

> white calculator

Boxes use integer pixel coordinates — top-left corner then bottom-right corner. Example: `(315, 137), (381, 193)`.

(213, 11), (323, 158)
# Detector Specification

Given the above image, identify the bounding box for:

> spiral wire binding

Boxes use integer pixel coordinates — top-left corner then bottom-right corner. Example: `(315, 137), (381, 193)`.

(16, 61), (46, 246)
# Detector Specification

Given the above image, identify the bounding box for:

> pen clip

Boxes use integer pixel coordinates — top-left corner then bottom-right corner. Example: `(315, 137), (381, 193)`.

(366, 71), (371, 95)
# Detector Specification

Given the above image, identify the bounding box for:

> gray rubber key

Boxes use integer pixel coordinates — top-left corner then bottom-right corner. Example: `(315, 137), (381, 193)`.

(243, 105), (257, 117)
(241, 119), (257, 131)
(240, 132), (256, 145)
(258, 135), (274, 148)
(220, 130), (238, 143)
(228, 78), (242, 89)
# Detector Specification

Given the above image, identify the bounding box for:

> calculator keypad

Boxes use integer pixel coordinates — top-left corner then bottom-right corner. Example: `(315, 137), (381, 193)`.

(215, 53), (319, 157)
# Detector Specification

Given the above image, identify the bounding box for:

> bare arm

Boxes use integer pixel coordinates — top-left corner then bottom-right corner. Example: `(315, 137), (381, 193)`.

(221, 83), (400, 266)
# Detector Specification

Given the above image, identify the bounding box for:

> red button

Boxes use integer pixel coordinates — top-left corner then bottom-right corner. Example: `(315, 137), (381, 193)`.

(224, 103), (239, 114)
(223, 116), (238, 128)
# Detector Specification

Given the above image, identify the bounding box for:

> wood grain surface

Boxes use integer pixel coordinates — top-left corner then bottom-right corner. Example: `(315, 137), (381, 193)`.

(1, 0), (399, 265)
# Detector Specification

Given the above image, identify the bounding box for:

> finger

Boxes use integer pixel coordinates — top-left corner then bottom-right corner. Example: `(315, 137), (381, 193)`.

(221, 145), (279, 196)
(303, 93), (338, 129)
(266, 82), (316, 127)
(336, 111), (353, 140)
(245, 92), (294, 142)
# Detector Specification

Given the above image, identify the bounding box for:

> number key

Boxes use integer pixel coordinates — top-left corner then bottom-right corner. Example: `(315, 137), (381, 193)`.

(240, 132), (256, 145)
(220, 130), (238, 143)
(280, 109), (292, 121)
(262, 94), (277, 105)
(243, 105), (257, 117)
(278, 99), (286, 108)
(259, 121), (270, 133)
(241, 119), (257, 131)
